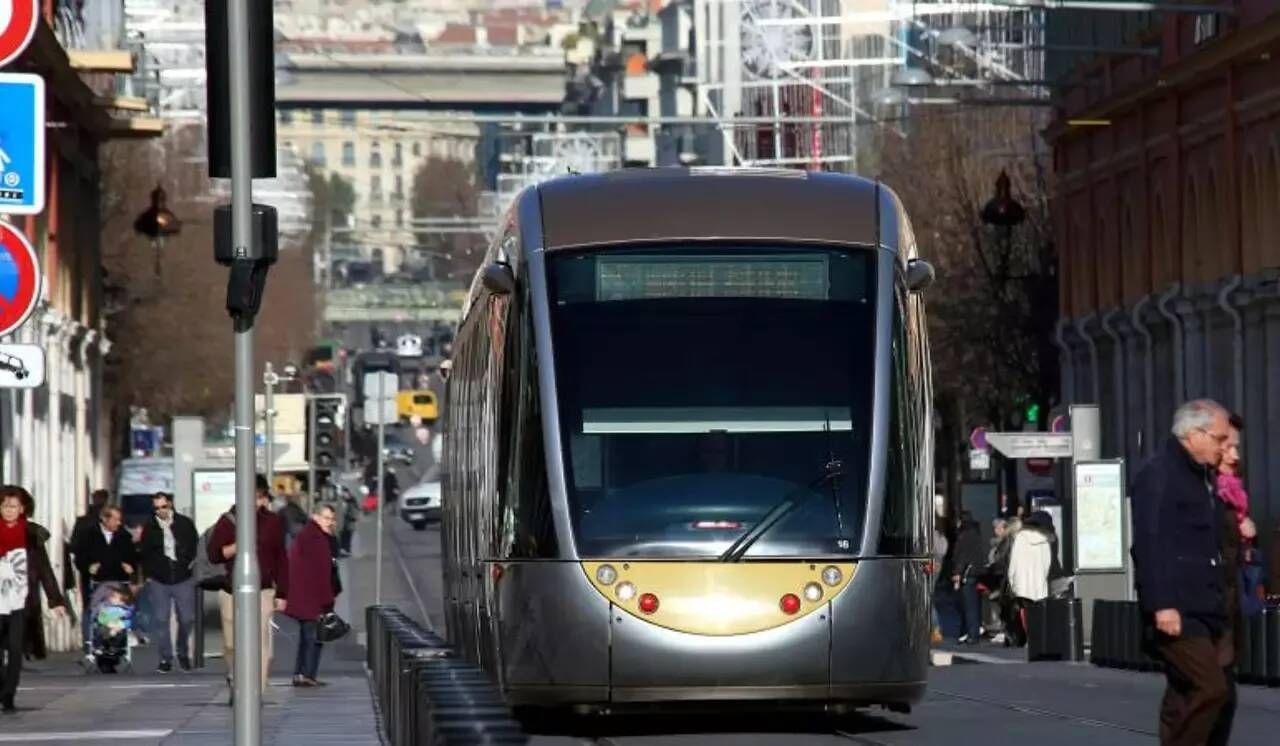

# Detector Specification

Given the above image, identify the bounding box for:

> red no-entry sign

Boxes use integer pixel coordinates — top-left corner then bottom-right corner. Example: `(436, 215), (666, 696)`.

(0, 1), (38, 69)
(0, 222), (41, 336)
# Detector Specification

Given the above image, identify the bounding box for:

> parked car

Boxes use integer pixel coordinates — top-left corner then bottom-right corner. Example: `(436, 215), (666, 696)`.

(400, 479), (441, 530)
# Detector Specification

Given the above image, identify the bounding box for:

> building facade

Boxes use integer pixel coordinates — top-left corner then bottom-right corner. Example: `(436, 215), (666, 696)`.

(1047, 1), (1280, 541)
(0, 1), (163, 650)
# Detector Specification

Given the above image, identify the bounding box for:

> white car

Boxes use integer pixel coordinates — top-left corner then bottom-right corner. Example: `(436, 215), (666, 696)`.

(400, 479), (441, 530)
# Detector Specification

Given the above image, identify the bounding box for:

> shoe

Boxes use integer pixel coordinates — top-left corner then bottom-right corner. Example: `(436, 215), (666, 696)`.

(157, 660), (173, 674)
(958, 634), (971, 644)
(931, 628), (943, 645)
(177, 656), (192, 672)
(292, 675), (306, 687)
(1, 698), (15, 714)
(302, 677), (325, 687)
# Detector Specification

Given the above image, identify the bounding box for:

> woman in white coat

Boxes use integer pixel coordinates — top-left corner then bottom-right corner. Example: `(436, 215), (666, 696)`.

(1005, 514), (1053, 646)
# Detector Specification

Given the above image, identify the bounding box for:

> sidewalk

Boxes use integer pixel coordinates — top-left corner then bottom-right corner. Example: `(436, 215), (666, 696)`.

(6, 534), (382, 745)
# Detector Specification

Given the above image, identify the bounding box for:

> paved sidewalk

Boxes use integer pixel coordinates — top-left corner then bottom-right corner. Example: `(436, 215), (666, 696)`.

(5, 531), (383, 745)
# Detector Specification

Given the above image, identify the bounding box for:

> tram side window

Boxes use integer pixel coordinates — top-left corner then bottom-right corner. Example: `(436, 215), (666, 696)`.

(881, 285), (923, 555)
(500, 284), (559, 559)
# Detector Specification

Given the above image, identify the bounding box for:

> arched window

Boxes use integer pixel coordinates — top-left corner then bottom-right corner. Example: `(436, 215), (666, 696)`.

(1182, 176), (1199, 284)
(1242, 156), (1260, 273)
(1201, 168), (1222, 279)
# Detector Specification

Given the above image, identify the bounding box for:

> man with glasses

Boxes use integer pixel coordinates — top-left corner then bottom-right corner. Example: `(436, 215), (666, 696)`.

(138, 492), (199, 673)
(1131, 399), (1233, 746)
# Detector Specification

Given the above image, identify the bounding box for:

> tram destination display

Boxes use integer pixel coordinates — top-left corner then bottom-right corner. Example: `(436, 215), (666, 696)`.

(595, 254), (832, 301)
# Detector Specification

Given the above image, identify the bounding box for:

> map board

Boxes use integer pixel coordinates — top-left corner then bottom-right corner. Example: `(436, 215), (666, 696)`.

(1073, 460), (1126, 572)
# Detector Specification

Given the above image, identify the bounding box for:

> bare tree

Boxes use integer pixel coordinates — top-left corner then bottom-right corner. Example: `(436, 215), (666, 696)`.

(100, 131), (319, 452)
(410, 157), (484, 280)
(875, 108), (1059, 493)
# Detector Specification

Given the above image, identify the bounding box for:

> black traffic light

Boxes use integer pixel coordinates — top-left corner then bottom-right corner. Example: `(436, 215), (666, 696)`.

(308, 396), (344, 471)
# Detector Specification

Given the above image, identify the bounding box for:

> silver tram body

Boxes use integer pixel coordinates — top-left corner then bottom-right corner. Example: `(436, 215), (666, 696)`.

(443, 169), (934, 712)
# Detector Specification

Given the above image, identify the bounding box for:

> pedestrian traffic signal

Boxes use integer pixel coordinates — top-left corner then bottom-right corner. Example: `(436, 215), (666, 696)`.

(308, 396), (344, 471)
(1025, 402), (1041, 425)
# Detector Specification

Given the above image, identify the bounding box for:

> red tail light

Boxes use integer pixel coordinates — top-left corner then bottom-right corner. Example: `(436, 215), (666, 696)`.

(780, 593), (801, 615)
(638, 593), (660, 614)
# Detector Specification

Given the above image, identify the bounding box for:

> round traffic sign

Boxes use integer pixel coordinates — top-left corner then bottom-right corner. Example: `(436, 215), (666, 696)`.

(969, 426), (988, 451)
(1051, 414), (1067, 433)
(0, 1), (38, 68)
(0, 223), (40, 337)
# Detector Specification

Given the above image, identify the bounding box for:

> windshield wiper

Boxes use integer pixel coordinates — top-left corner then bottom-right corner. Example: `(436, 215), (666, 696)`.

(718, 459), (845, 563)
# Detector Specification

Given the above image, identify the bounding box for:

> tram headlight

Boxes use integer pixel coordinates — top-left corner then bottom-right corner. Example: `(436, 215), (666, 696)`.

(616, 581), (637, 601)
(803, 582), (824, 603)
(821, 565), (843, 587)
(596, 564), (618, 586)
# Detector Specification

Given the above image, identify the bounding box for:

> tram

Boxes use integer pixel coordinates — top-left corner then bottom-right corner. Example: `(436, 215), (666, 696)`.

(443, 168), (935, 713)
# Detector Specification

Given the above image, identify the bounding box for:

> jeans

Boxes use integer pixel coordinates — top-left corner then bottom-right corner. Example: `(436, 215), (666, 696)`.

(80, 581), (93, 652)
(0, 611), (25, 704)
(959, 580), (981, 641)
(294, 620), (323, 680)
(147, 578), (196, 663)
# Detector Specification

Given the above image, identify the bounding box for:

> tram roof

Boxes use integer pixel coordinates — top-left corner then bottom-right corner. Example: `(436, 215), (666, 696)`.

(534, 168), (885, 251)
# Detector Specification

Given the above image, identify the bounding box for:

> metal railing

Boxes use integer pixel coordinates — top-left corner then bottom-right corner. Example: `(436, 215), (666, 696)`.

(1090, 600), (1279, 686)
(367, 606), (529, 745)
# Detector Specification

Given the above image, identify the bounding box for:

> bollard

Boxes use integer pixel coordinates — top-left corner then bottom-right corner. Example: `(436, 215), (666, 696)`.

(1264, 606), (1280, 687)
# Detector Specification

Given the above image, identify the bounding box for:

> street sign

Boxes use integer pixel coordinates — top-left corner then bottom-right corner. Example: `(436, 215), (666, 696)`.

(363, 371), (398, 425)
(0, 73), (45, 214)
(0, 1), (38, 69)
(968, 426), (987, 451)
(968, 449), (990, 471)
(0, 221), (40, 335)
(0, 341), (40, 387)
(984, 431), (1074, 459)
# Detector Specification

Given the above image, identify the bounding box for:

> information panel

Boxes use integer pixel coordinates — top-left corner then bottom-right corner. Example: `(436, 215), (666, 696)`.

(596, 255), (831, 301)
(1073, 460), (1126, 572)
(191, 469), (236, 536)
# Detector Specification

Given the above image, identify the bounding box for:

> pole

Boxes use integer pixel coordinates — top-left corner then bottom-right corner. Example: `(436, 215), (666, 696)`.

(264, 363), (275, 495)
(307, 394), (316, 513)
(227, 0), (263, 741)
(375, 374), (385, 606)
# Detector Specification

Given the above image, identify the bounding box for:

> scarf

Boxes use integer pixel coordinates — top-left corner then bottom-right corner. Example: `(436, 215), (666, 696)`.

(0, 517), (29, 615)
(1216, 472), (1248, 523)
(157, 513), (177, 563)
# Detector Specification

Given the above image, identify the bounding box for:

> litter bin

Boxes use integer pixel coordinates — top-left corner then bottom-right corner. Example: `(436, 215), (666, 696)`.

(1027, 597), (1084, 662)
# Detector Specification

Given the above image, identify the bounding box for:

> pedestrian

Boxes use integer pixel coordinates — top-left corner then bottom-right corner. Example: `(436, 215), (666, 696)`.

(283, 503), (339, 687)
(207, 475), (288, 703)
(14, 489), (53, 661)
(1006, 511), (1052, 647)
(982, 518), (1011, 642)
(75, 505), (137, 587)
(70, 489), (110, 654)
(1131, 399), (1233, 746)
(930, 518), (949, 645)
(138, 491), (199, 673)
(950, 511), (986, 645)
(0, 487), (67, 714)
(277, 492), (308, 547)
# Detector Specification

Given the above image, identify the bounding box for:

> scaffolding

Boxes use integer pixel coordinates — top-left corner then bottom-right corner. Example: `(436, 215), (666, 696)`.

(483, 131), (622, 222)
(693, 0), (1046, 171)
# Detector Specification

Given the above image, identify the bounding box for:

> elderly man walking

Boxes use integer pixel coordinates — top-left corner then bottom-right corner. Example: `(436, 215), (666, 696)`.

(1131, 399), (1233, 746)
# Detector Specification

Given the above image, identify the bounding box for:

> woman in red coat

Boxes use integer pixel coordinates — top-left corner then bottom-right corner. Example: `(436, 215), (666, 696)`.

(283, 503), (337, 687)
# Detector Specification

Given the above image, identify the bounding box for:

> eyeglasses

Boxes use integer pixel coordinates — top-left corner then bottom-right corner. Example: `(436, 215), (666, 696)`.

(1195, 427), (1229, 444)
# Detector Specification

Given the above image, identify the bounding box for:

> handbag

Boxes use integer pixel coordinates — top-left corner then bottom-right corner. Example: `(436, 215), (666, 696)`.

(316, 611), (350, 643)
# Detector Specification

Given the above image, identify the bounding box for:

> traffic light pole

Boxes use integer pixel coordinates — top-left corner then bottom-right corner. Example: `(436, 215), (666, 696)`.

(307, 395), (316, 512)
(263, 362), (276, 495)
(227, 0), (263, 742)
(375, 375), (386, 606)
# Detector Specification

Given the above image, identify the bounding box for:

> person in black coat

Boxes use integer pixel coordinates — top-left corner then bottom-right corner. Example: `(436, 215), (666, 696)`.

(950, 511), (987, 644)
(74, 505), (136, 585)
(138, 492), (199, 672)
(1131, 400), (1233, 746)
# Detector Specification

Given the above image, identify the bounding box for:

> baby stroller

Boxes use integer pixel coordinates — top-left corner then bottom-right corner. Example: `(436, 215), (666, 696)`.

(87, 582), (135, 674)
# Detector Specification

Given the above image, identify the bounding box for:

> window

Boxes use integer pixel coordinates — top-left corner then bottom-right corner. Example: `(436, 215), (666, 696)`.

(370, 141), (383, 168)
(311, 110), (323, 125)
(370, 175), (382, 203)
(282, 140), (293, 152)
(371, 214), (382, 228)
(340, 110), (356, 127)
(1194, 14), (1219, 45)
(393, 142), (403, 166)
(394, 174), (404, 198)
(279, 110), (293, 125)
(412, 141), (422, 157)
(342, 141), (355, 166)
(309, 142), (326, 165)
(395, 209), (403, 227)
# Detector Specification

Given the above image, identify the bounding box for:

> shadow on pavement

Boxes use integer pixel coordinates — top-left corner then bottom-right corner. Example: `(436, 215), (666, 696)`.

(519, 706), (916, 739)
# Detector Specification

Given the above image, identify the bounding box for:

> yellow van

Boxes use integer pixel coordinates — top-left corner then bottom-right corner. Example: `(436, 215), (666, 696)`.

(397, 389), (439, 422)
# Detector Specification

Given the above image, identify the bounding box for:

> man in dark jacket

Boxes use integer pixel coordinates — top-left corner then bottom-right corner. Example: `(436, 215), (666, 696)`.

(74, 505), (136, 584)
(69, 489), (109, 654)
(207, 475), (289, 697)
(950, 511), (987, 644)
(1131, 399), (1232, 746)
(138, 492), (199, 673)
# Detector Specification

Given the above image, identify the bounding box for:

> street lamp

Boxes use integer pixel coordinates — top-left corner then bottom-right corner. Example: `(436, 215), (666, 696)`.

(132, 184), (182, 277)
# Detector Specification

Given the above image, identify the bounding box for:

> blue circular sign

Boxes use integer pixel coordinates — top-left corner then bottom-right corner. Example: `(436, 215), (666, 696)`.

(0, 223), (41, 337)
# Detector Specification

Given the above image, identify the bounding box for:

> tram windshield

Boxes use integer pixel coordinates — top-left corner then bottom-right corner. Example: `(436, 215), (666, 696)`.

(547, 246), (878, 559)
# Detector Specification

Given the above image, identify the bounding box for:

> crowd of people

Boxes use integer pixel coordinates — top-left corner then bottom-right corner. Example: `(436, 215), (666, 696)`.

(0, 475), (350, 714)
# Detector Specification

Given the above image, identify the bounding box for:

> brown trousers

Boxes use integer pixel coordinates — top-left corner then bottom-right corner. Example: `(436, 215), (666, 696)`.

(1155, 631), (1233, 746)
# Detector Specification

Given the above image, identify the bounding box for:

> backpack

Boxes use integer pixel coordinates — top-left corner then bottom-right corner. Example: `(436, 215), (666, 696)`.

(193, 513), (234, 592)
